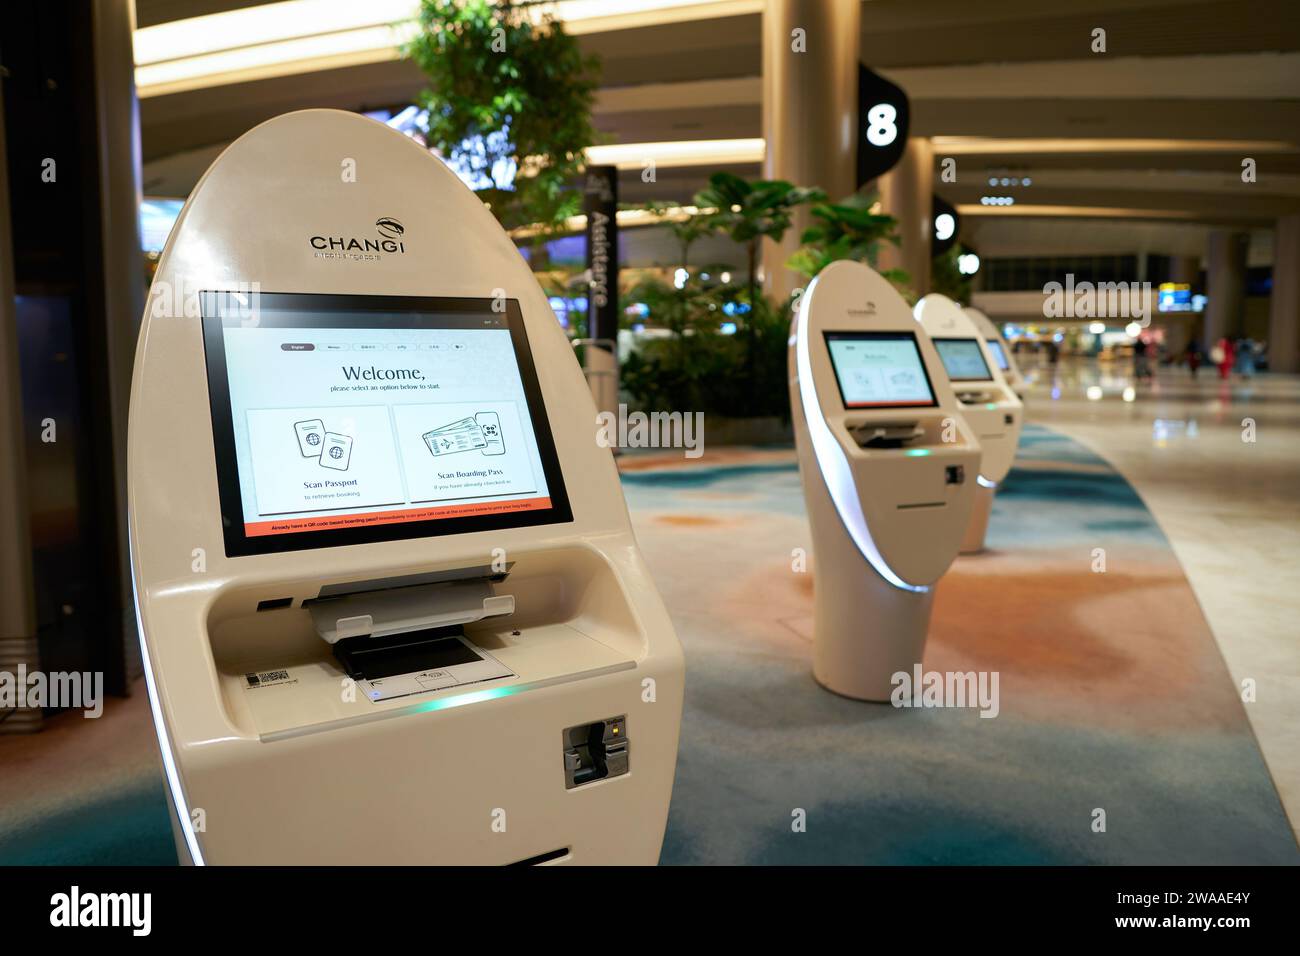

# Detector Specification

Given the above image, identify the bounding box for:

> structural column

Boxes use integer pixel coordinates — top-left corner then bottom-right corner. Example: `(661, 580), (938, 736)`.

(1170, 255), (1201, 286)
(93, 0), (147, 686)
(1204, 230), (1248, 346)
(1162, 255), (1202, 357)
(1267, 215), (1300, 374)
(0, 86), (40, 732)
(876, 138), (934, 298)
(761, 0), (860, 303)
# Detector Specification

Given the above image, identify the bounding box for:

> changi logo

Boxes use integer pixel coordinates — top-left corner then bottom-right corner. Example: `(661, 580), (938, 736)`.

(375, 216), (404, 240)
(847, 301), (877, 316)
(310, 216), (406, 255)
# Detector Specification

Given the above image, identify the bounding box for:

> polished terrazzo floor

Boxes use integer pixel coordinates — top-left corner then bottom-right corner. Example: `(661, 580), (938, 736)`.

(1023, 356), (1300, 841)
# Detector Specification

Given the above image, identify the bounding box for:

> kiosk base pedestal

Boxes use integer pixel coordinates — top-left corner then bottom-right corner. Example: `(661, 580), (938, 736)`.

(960, 483), (995, 554)
(812, 558), (935, 702)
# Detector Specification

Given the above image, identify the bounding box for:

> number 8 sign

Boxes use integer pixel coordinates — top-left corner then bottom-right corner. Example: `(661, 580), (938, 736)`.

(865, 103), (898, 147)
(856, 64), (911, 187)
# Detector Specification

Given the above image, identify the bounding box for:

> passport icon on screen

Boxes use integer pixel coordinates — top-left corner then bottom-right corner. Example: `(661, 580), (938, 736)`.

(319, 432), (353, 471)
(293, 419), (354, 471)
(294, 419), (325, 457)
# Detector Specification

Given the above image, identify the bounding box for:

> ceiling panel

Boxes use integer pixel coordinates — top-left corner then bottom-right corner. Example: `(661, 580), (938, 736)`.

(136, 0), (1300, 238)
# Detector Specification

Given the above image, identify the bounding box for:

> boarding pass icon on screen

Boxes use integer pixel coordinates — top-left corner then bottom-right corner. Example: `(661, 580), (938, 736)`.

(422, 411), (505, 457)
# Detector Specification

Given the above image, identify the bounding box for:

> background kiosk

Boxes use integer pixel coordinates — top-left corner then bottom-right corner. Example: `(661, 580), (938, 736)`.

(789, 261), (981, 701)
(915, 294), (1025, 554)
(964, 305), (1028, 399)
(128, 110), (684, 865)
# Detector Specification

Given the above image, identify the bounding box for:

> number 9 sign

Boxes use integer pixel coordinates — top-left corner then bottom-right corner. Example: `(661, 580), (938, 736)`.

(856, 64), (910, 187)
(932, 194), (960, 256)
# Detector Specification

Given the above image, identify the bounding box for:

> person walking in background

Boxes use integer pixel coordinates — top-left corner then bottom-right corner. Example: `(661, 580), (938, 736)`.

(1133, 336), (1152, 381)
(1185, 338), (1203, 378)
(1213, 336), (1235, 380)
(1235, 337), (1257, 379)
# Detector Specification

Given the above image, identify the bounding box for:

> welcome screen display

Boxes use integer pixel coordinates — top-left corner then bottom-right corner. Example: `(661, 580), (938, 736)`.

(933, 337), (994, 381)
(202, 293), (569, 554)
(824, 332), (937, 409)
(987, 339), (1010, 371)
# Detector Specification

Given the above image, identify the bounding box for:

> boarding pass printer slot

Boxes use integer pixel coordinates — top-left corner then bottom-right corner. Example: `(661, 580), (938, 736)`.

(307, 578), (516, 701)
(848, 421), (924, 449)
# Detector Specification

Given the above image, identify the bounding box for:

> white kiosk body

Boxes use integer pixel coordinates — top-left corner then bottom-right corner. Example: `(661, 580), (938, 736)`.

(915, 294), (1024, 554)
(127, 110), (684, 865)
(789, 261), (981, 701)
(964, 305), (1028, 399)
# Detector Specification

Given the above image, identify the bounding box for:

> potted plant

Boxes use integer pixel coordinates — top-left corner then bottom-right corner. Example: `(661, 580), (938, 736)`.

(786, 193), (907, 291)
(693, 173), (825, 392)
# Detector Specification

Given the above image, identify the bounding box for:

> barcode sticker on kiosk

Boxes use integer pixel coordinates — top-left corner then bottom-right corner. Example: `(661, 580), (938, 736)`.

(245, 669), (294, 688)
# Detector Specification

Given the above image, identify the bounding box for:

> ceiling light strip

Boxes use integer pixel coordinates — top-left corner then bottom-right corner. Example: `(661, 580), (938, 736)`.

(585, 137), (765, 169)
(135, 0), (763, 96)
(934, 137), (1296, 155)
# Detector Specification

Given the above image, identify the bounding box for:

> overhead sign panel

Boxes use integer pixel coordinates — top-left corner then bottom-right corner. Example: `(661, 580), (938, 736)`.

(856, 64), (910, 187)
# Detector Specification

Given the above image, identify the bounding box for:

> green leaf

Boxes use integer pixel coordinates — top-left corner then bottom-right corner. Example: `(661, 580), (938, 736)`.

(403, 0), (601, 232)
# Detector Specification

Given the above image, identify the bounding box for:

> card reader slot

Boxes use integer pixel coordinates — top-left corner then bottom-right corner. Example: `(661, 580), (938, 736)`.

(333, 625), (482, 681)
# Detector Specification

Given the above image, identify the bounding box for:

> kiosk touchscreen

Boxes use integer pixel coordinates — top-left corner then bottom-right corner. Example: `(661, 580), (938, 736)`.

(915, 294), (1024, 554)
(789, 261), (981, 701)
(128, 110), (684, 865)
(964, 305), (1027, 399)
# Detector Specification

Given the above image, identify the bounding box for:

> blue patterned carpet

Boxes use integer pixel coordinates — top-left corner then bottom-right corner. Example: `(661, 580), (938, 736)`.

(1, 426), (1294, 865)
(623, 426), (1297, 864)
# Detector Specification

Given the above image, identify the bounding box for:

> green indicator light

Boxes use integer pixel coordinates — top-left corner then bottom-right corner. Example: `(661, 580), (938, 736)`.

(405, 684), (518, 715)
(905, 448), (931, 457)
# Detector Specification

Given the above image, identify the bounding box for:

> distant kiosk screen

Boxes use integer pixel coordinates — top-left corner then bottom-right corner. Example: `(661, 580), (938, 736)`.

(202, 291), (571, 556)
(824, 331), (937, 409)
(986, 339), (1010, 371)
(933, 337), (994, 381)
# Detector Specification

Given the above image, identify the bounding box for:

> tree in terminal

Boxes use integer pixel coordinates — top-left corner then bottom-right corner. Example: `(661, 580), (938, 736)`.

(694, 172), (825, 393)
(404, 0), (600, 240)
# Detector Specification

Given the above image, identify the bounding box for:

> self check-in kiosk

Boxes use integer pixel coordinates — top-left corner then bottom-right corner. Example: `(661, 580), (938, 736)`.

(128, 110), (684, 865)
(789, 261), (981, 701)
(964, 305), (1027, 400)
(915, 294), (1024, 554)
